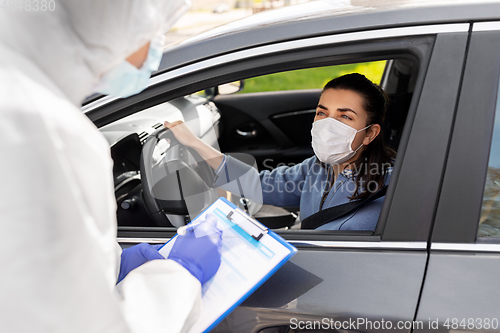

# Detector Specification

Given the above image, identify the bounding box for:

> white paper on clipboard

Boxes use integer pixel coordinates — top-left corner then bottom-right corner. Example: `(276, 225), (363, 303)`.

(158, 197), (296, 333)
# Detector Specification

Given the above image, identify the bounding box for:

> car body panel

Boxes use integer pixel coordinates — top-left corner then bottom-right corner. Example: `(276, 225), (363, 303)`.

(179, 0), (500, 48)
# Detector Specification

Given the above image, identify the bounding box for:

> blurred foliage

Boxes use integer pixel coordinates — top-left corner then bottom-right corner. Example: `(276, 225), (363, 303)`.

(239, 61), (387, 94)
(479, 166), (500, 237)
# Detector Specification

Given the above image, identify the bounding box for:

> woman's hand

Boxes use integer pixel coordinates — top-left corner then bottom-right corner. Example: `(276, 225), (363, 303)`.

(164, 120), (224, 170)
(164, 120), (200, 148)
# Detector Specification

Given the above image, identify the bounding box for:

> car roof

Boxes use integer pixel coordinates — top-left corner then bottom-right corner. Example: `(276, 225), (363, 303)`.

(157, 0), (500, 74)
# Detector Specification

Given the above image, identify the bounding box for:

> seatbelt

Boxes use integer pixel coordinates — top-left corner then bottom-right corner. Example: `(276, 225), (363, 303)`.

(301, 185), (388, 230)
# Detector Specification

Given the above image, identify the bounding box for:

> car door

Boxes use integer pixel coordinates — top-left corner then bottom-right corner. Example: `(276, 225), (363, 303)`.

(415, 22), (500, 333)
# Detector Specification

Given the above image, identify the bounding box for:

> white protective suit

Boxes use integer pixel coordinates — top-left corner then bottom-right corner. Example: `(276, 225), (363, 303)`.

(0, 1), (202, 332)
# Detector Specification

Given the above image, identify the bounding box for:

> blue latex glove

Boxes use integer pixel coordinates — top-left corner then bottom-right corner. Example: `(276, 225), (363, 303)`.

(168, 214), (223, 284)
(117, 243), (164, 283)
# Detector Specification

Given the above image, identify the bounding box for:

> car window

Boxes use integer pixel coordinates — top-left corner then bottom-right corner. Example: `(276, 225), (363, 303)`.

(478, 84), (500, 238)
(206, 58), (417, 232)
(238, 61), (387, 93)
(112, 56), (419, 233)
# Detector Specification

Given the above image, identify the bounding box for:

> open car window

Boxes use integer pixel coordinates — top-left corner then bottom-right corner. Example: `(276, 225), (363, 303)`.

(107, 58), (419, 234)
(93, 30), (441, 242)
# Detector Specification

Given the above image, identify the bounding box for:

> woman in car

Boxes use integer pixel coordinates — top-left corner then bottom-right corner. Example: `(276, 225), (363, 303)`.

(165, 73), (394, 230)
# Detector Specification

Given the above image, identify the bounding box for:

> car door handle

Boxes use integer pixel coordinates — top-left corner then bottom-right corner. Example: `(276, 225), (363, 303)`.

(236, 128), (257, 137)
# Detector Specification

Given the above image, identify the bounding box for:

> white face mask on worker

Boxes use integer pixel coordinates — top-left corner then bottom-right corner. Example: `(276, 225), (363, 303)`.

(311, 117), (371, 165)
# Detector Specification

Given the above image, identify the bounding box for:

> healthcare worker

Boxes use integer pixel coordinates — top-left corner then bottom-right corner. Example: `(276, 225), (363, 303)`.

(0, 1), (222, 332)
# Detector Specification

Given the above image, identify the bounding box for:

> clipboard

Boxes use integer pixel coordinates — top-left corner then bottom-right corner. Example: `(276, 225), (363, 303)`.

(158, 197), (297, 333)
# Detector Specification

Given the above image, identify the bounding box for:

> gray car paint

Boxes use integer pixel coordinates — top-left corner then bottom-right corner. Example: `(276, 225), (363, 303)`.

(156, 1), (500, 75)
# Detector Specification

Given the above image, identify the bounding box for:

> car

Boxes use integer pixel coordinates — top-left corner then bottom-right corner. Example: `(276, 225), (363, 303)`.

(82, 0), (500, 331)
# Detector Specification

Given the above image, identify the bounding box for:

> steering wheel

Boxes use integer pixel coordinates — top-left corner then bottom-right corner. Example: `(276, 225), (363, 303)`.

(140, 127), (218, 227)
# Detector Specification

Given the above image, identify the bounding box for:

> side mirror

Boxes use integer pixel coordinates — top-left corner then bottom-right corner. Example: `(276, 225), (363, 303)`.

(217, 80), (244, 95)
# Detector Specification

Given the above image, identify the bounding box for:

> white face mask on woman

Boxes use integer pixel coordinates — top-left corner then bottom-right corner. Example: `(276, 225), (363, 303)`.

(311, 117), (372, 165)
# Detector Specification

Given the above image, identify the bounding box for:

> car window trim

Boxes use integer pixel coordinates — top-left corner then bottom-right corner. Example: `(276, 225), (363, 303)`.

(118, 237), (170, 244)
(82, 23), (468, 114)
(289, 240), (426, 250)
(117, 237), (426, 251)
(473, 21), (500, 32)
(431, 242), (500, 253)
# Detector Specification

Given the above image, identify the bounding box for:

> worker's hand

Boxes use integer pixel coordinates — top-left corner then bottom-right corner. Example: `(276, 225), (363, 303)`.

(168, 214), (223, 284)
(117, 243), (164, 283)
(164, 120), (200, 148)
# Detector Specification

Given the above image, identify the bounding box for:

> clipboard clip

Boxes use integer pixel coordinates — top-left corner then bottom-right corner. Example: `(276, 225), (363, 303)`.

(226, 209), (268, 241)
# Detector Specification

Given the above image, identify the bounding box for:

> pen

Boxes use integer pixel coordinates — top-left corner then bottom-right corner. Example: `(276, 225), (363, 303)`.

(177, 221), (202, 235)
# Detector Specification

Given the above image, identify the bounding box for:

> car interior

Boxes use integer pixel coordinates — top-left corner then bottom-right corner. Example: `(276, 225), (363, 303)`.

(100, 57), (419, 231)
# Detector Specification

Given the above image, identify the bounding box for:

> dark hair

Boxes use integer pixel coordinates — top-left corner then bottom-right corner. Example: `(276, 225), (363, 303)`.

(322, 73), (395, 201)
